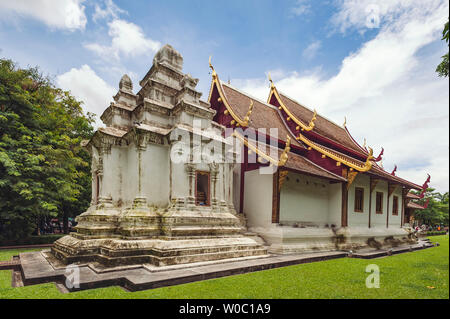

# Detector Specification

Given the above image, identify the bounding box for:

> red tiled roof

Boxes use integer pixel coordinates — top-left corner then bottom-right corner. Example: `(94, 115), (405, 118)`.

(407, 192), (422, 199)
(243, 138), (346, 182)
(407, 201), (425, 210)
(220, 83), (304, 149)
(285, 152), (347, 182)
(276, 92), (368, 157)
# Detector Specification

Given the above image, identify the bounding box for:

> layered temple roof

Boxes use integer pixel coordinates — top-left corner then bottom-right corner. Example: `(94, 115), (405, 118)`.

(207, 61), (424, 190)
(233, 131), (346, 182)
(407, 201), (427, 210)
(268, 83), (368, 158)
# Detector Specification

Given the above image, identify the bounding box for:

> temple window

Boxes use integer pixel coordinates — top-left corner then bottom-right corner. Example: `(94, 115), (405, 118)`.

(392, 196), (399, 215)
(195, 171), (210, 206)
(354, 187), (364, 212)
(376, 192), (383, 214)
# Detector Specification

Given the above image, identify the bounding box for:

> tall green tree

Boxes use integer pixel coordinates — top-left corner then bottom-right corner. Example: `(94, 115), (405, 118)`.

(0, 59), (94, 240)
(412, 188), (449, 226)
(436, 18), (449, 77)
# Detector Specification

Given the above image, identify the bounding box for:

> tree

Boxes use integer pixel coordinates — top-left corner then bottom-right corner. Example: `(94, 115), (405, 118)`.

(412, 188), (449, 226)
(436, 18), (449, 77)
(0, 59), (94, 240)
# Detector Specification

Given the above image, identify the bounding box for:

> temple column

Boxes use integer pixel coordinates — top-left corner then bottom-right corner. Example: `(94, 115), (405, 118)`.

(210, 163), (219, 209)
(133, 133), (148, 208)
(185, 162), (196, 208)
(97, 145), (113, 206)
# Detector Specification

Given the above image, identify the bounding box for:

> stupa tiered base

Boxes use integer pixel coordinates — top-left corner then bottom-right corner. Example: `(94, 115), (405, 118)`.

(52, 203), (268, 267)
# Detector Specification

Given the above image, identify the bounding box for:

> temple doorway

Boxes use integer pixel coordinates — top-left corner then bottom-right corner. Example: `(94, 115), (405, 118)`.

(195, 171), (210, 206)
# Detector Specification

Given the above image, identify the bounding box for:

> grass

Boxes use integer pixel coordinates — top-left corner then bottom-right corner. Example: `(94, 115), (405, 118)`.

(0, 235), (448, 299)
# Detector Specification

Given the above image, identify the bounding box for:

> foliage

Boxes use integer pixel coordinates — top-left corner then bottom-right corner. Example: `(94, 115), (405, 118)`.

(0, 234), (65, 247)
(0, 59), (95, 241)
(412, 188), (449, 226)
(436, 18), (449, 77)
(0, 235), (448, 299)
(426, 231), (447, 236)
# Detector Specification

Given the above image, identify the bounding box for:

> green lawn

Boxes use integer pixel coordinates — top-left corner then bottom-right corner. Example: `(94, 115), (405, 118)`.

(0, 235), (448, 299)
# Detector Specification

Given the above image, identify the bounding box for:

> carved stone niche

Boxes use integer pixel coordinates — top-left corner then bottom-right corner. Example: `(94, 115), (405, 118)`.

(153, 44), (183, 71)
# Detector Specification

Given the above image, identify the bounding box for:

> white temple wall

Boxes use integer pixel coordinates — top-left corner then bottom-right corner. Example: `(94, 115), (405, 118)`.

(244, 169), (273, 228)
(107, 145), (125, 206)
(279, 172), (330, 226)
(141, 143), (170, 207)
(175, 111), (212, 130)
(328, 182), (342, 226)
(388, 187), (403, 228)
(112, 113), (130, 128)
(347, 174), (370, 227)
(370, 179), (388, 227)
(136, 110), (172, 127)
(100, 146), (121, 201)
(169, 161), (190, 202)
(123, 143), (139, 206)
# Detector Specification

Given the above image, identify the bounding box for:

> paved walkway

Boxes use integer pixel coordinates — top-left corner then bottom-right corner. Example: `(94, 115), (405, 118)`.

(19, 250), (347, 292)
(11, 240), (435, 293)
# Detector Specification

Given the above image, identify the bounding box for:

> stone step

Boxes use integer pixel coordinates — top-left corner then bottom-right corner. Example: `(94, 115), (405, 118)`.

(52, 243), (267, 268)
(100, 243), (265, 258)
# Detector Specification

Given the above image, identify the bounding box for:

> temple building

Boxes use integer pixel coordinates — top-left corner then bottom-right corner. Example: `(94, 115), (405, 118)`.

(207, 57), (430, 253)
(53, 44), (430, 267)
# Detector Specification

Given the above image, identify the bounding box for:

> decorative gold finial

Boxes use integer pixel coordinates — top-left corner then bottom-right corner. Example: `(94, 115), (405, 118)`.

(209, 56), (216, 78)
(268, 72), (274, 87)
(308, 109), (317, 129)
(242, 100), (254, 125)
(366, 147), (374, 162)
(278, 136), (291, 166)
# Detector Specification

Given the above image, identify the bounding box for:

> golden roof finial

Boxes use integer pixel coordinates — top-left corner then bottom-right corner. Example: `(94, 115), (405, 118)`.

(366, 147), (374, 162)
(308, 109), (317, 129)
(209, 56), (216, 78)
(242, 100), (254, 125)
(268, 72), (274, 88)
(268, 78), (315, 132)
(278, 136), (291, 166)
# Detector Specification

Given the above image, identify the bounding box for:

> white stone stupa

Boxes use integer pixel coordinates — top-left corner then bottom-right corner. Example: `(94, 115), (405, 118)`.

(52, 44), (267, 267)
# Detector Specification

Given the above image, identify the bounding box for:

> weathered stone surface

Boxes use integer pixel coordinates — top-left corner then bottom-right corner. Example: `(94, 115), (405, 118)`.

(52, 44), (267, 268)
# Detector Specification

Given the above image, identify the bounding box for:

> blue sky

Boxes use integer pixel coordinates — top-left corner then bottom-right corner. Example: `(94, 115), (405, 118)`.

(0, 0), (448, 192)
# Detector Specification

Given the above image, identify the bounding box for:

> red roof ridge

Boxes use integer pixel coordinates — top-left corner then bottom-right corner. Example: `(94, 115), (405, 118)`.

(274, 91), (368, 159)
(222, 82), (279, 111)
(277, 91), (345, 131)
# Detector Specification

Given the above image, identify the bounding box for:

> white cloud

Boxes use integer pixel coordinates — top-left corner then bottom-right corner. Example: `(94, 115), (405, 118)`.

(331, 0), (443, 34)
(85, 19), (161, 61)
(57, 65), (115, 127)
(92, 0), (126, 22)
(0, 0), (87, 31)
(302, 40), (321, 60)
(236, 0), (449, 192)
(291, 0), (311, 16)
